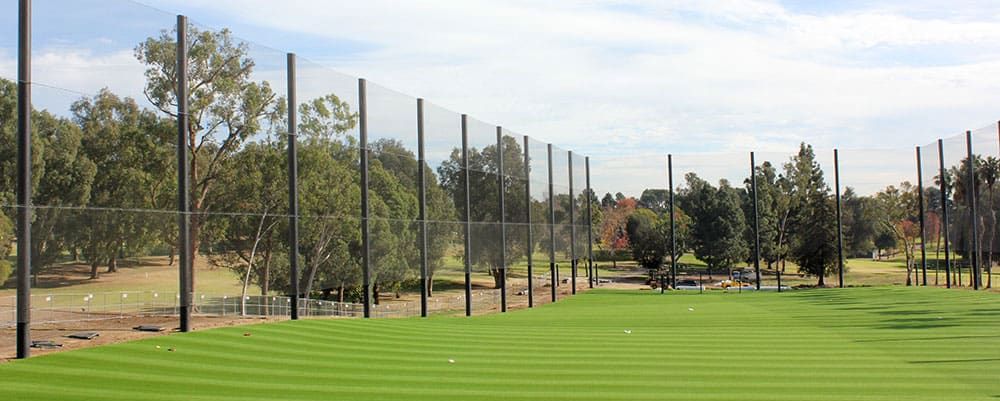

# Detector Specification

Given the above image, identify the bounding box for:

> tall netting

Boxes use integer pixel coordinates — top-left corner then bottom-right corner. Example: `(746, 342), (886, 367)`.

(465, 117), (501, 314)
(501, 129), (529, 309)
(571, 152), (590, 289)
(2, 1), (604, 357)
(422, 102), (465, 316)
(192, 30), (296, 324)
(585, 155), (665, 289)
(747, 147), (842, 289)
(550, 145), (572, 294)
(971, 124), (998, 289)
(941, 133), (971, 288)
(750, 151), (794, 291)
(526, 137), (552, 306)
(295, 58), (363, 316)
(836, 147), (919, 288)
(671, 151), (750, 288)
(364, 82), (420, 317)
(919, 141), (944, 287)
(1, 1), (186, 344)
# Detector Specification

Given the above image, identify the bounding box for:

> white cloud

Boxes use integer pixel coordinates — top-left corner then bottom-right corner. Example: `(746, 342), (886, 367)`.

(0, 47), (150, 116)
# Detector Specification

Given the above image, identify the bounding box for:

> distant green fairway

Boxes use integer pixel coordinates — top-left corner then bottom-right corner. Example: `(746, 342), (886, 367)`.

(2, 287), (998, 400)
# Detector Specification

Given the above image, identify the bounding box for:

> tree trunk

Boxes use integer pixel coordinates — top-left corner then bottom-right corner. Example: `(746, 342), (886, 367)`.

(189, 213), (202, 264)
(957, 255), (962, 287)
(262, 258), (270, 313)
(427, 273), (435, 297)
(106, 254), (118, 273)
(90, 261), (100, 279)
(262, 236), (272, 297)
(240, 213), (271, 316)
(492, 267), (503, 289)
(188, 132), (202, 265)
(337, 285), (345, 303)
(303, 259), (319, 297)
(302, 226), (334, 298)
(240, 263), (252, 317)
(373, 282), (380, 305)
(817, 272), (825, 287)
(905, 258), (912, 286)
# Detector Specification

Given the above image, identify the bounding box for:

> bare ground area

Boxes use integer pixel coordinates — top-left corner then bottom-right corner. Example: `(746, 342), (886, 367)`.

(0, 314), (293, 362)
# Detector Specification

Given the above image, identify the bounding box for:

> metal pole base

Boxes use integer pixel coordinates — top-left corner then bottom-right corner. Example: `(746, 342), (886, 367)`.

(500, 269), (507, 313)
(571, 260), (577, 295)
(16, 322), (29, 359)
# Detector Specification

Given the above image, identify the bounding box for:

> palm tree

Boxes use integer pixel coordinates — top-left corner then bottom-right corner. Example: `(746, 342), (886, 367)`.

(948, 166), (965, 286)
(950, 156), (987, 288)
(932, 173), (946, 286)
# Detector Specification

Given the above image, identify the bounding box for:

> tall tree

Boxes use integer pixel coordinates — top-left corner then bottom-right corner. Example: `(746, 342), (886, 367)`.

(72, 89), (175, 278)
(0, 79), (27, 283)
(785, 143), (838, 286)
(0, 78), (98, 283)
(626, 208), (668, 275)
(600, 197), (637, 268)
(370, 138), (457, 296)
(31, 110), (98, 283)
(601, 192), (615, 208)
(438, 137), (529, 288)
(873, 183), (920, 285)
(842, 187), (877, 258)
(949, 156), (984, 287)
(745, 161), (781, 269)
(136, 25), (285, 263)
(680, 174), (749, 277)
(207, 140), (287, 307)
(639, 189), (670, 214)
(295, 94), (361, 301)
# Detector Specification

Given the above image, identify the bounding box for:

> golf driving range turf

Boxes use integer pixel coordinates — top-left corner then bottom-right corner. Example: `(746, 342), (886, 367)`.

(2, 287), (998, 400)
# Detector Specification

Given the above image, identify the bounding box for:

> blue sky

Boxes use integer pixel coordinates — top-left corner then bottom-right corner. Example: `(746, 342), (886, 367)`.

(3, 0), (1000, 195)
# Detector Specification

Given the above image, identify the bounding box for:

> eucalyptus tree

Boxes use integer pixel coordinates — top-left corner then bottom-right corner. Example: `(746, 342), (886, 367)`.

(136, 25), (285, 262)
(72, 89), (175, 278)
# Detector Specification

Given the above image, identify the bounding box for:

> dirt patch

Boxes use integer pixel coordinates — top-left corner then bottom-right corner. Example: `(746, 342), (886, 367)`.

(0, 315), (288, 362)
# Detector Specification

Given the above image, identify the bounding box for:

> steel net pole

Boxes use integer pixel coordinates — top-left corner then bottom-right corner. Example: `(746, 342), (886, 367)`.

(417, 99), (428, 317)
(359, 78), (372, 317)
(916, 146), (927, 286)
(835, 149), (844, 288)
(286, 53), (300, 319)
(751, 152), (761, 290)
(177, 15), (193, 332)
(15, 0), (32, 358)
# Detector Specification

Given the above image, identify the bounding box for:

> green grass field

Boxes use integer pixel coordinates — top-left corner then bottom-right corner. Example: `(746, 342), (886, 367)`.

(2, 287), (998, 400)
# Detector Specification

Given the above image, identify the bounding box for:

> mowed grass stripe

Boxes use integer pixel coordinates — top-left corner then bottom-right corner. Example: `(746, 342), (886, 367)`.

(1, 287), (998, 401)
(13, 346), (940, 385)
